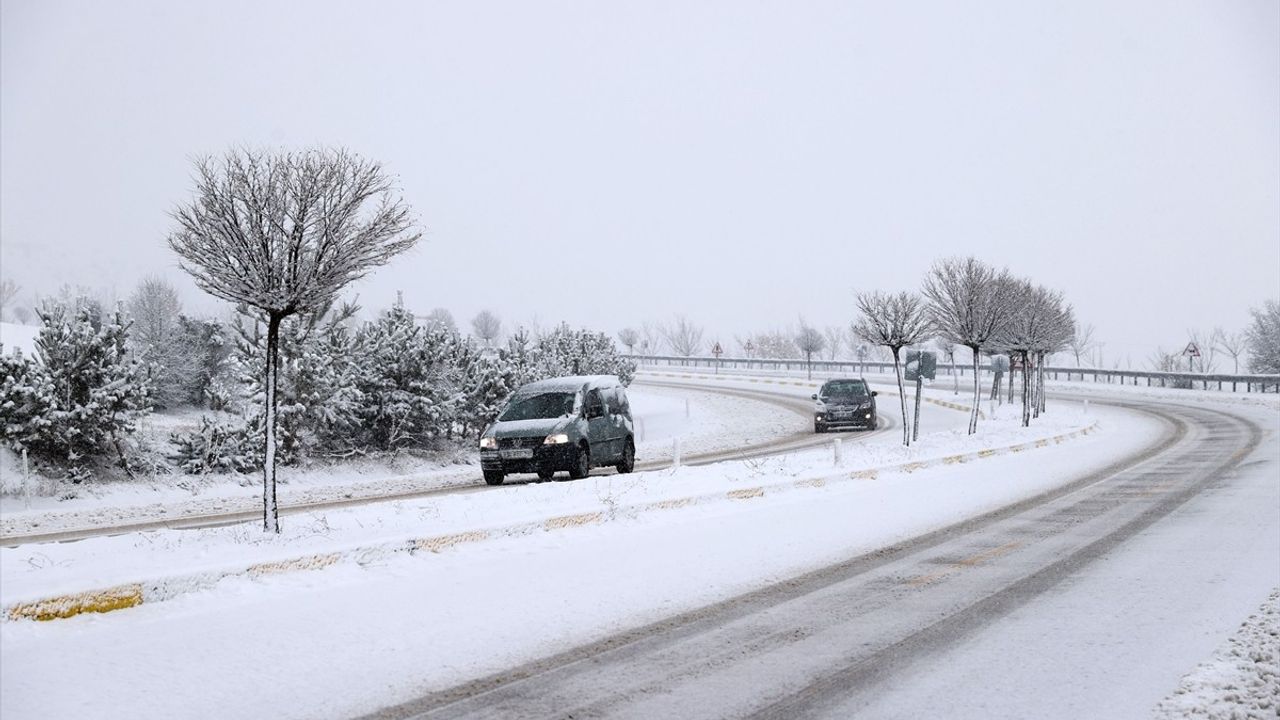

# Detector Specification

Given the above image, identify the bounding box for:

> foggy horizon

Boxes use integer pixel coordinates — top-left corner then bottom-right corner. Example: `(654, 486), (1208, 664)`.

(2, 0), (1277, 365)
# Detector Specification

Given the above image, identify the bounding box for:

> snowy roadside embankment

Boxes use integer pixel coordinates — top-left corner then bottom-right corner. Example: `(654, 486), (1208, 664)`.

(0, 385), (791, 539)
(1152, 588), (1280, 720)
(2, 403), (1096, 616)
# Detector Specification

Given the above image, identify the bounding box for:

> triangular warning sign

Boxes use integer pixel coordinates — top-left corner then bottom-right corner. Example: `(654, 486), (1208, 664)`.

(1183, 342), (1201, 357)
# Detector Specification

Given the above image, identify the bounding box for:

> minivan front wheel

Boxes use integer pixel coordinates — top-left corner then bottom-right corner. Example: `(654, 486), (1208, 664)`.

(483, 469), (505, 486)
(569, 443), (590, 479)
(616, 439), (635, 474)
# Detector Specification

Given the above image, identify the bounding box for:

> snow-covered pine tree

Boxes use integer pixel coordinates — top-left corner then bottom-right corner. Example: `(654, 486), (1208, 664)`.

(0, 348), (55, 454)
(28, 299), (152, 474)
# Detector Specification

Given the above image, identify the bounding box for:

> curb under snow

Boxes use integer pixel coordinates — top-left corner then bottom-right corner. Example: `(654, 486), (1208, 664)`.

(3, 419), (1097, 622)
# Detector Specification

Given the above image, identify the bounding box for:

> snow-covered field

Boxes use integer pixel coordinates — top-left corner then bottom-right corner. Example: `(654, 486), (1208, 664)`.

(1153, 589), (1279, 720)
(0, 384), (793, 538)
(0, 397), (1124, 720)
(0, 321), (37, 358)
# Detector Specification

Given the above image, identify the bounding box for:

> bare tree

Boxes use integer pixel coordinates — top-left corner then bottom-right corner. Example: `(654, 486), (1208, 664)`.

(922, 257), (1017, 434)
(0, 279), (18, 320)
(639, 322), (664, 357)
(617, 327), (639, 355)
(1212, 327), (1247, 374)
(822, 326), (845, 361)
(12, 306), (32, 324)
(739, 329), (799, 359)
(934, 339), (959, 395)
(852, 291), (931, 446)
(795, 319), (826, 380)
(662, 315), (704, 358)
(996, 281), (1070, 426)
(471, 310), (502, 346)
(1246, 299), (1280, 374)
(1068, 321), (1096, 380)
(128, 276), (182, 349)
(168, 147), (420, 532)
(127, 276), (195, 409)
(422, 307), (457, 335)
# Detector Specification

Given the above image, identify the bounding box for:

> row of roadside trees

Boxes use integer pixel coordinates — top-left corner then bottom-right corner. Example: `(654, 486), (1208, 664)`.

(853, 257), (1075, 447)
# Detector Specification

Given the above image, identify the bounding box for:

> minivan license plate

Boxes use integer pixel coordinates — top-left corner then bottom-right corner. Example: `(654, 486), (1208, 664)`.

(501, 448), (534, 460)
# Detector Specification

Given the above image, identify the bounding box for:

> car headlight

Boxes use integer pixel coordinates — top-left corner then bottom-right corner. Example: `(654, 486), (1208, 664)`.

(544, 433), (570, 445)
(479, 437), (497, 449)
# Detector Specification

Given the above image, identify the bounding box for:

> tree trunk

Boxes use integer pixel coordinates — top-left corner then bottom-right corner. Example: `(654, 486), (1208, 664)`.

(1037, 353), (1047, 415)
(1021, 353), (1031, 427)
(968, 345), (981, 435)
(894, 350), (911, 447)
(912, 375), (923, 442)
(263, 312), (282, 533)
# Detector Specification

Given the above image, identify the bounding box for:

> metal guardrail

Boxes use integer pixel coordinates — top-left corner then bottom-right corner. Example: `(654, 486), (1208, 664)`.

(627, 355), (1280, 393)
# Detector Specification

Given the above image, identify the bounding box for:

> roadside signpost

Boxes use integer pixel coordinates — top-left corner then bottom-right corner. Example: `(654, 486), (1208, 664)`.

(1183, 341), (1201, 373)
(904, 350), (936, 442)
(712, 341), (723, 374)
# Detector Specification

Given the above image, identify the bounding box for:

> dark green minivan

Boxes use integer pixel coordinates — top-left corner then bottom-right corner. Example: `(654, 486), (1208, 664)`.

(479, 375), (636, 485)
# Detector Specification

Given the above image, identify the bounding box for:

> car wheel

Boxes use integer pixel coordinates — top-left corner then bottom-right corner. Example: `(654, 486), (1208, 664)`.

(536, 467), (555, 481)
(814, 422), (826, 434)
(569, 442), (590, 479)
(616, 439), (635, 474)
(483, 469), (505, 486)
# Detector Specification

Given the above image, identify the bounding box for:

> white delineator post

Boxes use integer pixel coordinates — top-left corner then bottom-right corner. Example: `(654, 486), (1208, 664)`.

(22, 448), (31, 510)
(638, 417), (646, 443)
(833, 438), (843, 467)
(672, 438), (682, 468)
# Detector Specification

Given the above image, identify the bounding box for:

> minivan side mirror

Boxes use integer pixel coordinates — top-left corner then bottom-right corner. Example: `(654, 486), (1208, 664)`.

(872, 391), (879, 397)
(811, 393), (818, 400)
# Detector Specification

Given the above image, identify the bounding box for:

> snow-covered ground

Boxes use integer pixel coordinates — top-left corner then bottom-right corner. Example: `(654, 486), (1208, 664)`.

(0, 321), (37, 358)
(0, 399), (1093, 606)
(1153, 589), (1279, 720)
(0, 397), (1122, 720)
(0, 384), (797, 537)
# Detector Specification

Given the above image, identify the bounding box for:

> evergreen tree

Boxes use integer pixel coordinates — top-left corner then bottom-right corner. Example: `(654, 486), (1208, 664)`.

(3, 299), (153, 473)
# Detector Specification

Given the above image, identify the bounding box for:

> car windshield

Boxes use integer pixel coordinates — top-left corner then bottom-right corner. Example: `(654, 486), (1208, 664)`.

(499, 392), (577, 421)
(822, 381), (868, 399)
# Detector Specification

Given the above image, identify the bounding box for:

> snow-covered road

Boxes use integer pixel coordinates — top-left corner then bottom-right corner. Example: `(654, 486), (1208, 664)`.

(1, 377), (1273, 720)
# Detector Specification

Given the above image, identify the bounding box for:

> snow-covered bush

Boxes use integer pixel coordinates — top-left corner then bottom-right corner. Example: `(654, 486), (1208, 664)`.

(0, 348), (54, 453)
(168, 416), (258, 474)
(1246, 299), (1279, 374)
(0, 299), (152, 475)
(527, 323), (636, 386)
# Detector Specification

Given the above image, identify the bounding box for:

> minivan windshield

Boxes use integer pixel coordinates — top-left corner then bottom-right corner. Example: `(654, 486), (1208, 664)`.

(499, 392), (577, 421)
(822, 380), (869, 399)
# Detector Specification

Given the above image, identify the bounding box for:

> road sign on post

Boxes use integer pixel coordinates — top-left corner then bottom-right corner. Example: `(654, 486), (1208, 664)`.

(903, 350), (937, 382)
(712, 341), (723, 374)
(904, 350), (936, 442)
(1183, 342), (1200, 372)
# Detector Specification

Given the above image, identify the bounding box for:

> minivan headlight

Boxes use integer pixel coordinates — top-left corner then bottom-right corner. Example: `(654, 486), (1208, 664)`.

(479, 437), (497, 449)
(544, 433), (570, 445)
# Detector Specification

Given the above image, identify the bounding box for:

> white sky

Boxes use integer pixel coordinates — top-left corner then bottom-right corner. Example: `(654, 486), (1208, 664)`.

(2, 0), (1277, 364)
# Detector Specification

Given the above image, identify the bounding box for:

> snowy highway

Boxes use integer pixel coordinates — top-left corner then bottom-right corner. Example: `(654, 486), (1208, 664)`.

(364, 386), (1277, 719)
(1, 376), (1276, 720)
